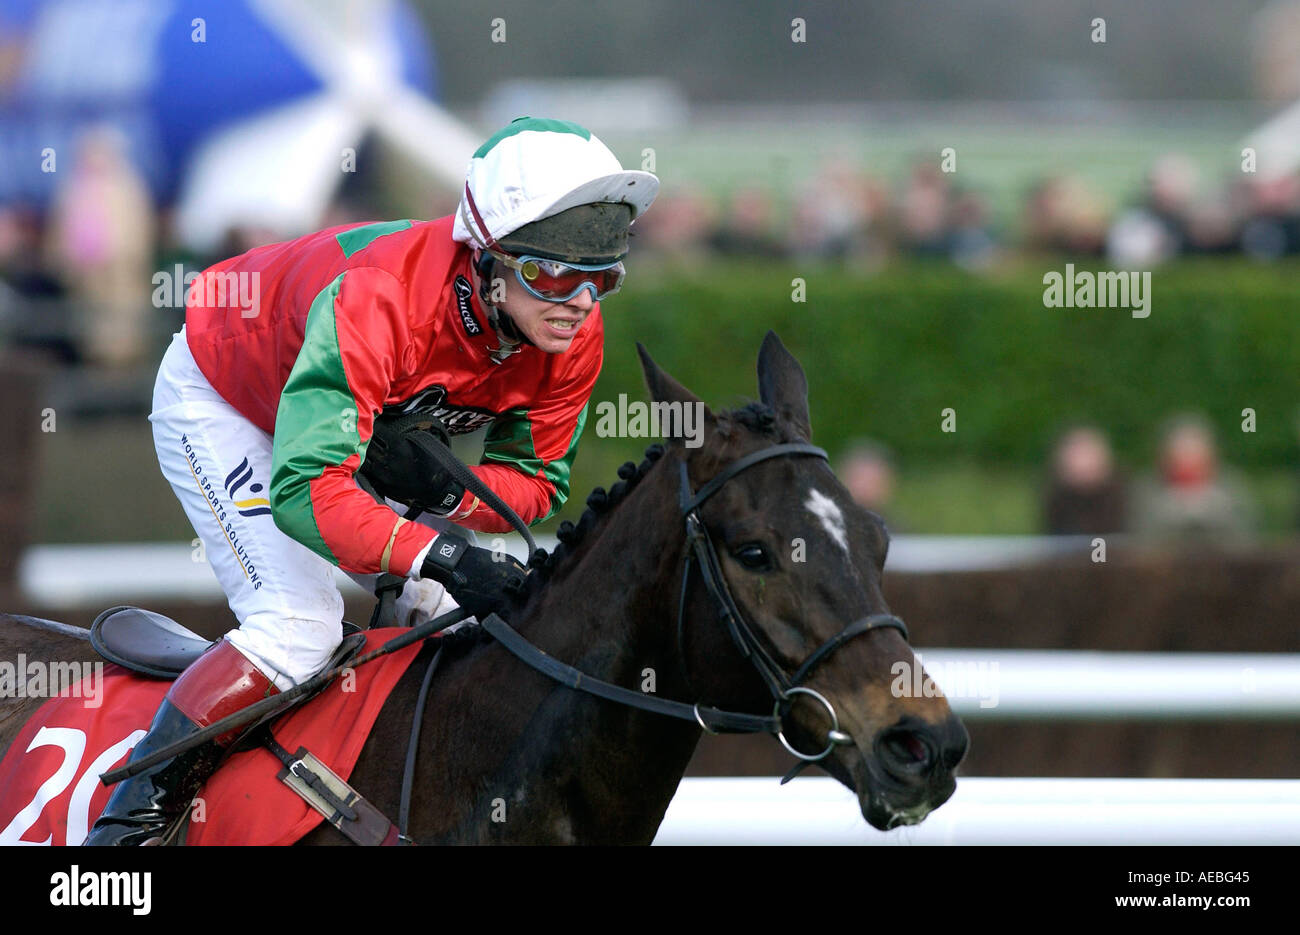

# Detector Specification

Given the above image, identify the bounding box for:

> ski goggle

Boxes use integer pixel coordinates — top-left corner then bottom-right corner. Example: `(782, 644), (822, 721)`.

(487, 249), (626, 302)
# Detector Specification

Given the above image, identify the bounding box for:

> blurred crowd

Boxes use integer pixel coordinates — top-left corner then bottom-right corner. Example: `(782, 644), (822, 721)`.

(1042, 417), (1258, 540)
(5, 136), (1300, 370)
(0, 127), (156, 369)
(634, 153), (1300, 270)
(840, 414), (1266, 542)
(0, 130), (1296, 544)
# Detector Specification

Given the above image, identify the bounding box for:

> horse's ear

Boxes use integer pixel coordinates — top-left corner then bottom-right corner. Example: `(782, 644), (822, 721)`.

(636, 343), (715, 439)
(757, 330), (812, 440)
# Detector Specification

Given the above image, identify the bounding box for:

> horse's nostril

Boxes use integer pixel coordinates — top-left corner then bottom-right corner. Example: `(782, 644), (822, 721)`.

(879, 727), (934, 774)
(903, 734), (930, 763)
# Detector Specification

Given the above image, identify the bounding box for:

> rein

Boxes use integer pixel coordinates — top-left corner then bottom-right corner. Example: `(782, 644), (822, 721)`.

(484, 441), (911, 772)
(366, 428), (540, 630)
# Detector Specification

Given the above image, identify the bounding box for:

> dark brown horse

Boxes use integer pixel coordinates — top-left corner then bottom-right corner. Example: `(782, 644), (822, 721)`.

(0, 333), (967, 844)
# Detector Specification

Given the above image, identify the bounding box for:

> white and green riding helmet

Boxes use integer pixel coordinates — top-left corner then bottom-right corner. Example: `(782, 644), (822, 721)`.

(454, 116), (660, 266)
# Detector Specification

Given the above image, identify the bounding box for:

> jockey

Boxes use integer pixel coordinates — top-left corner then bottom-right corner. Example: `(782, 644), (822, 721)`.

(84, 117), (658, 845)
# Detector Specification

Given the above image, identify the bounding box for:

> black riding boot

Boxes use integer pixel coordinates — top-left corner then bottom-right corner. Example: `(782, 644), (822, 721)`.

(81, 699), (224, 845)
(83, 637), (276, 846)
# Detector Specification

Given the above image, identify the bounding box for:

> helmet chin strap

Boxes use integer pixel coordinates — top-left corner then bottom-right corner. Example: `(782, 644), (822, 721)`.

(473, 250), (530, 362)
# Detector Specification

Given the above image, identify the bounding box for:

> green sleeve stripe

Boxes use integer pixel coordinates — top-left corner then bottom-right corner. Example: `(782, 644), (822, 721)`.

(482, 403), (589, 522)
(270, 273), (362, 563)
(335, 220), (413, 258)
(538, 403), (587, 521)
(481, 408), (543, 476)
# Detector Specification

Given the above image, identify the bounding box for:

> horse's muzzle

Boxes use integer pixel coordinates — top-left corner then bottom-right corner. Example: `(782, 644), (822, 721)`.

(854, 712), (969, 830)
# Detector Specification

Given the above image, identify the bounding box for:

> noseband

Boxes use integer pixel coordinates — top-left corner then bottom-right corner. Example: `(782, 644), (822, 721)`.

(676, 442), (909, 762)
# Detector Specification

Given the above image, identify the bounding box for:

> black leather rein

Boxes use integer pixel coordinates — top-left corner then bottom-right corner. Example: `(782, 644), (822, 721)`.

(483, 441), (911, 768)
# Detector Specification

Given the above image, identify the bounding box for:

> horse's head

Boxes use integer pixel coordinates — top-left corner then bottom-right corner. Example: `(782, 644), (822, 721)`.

(638, 331), (968, 830)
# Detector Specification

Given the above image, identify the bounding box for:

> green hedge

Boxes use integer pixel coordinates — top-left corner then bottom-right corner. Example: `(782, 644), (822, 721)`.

(581, 258), (1300, 473)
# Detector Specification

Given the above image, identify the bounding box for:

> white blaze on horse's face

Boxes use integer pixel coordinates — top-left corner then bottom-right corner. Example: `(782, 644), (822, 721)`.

(804, 489), (849, 556)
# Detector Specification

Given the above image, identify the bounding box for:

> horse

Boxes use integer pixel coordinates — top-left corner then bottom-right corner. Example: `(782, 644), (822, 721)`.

(0, 332), (968, 844)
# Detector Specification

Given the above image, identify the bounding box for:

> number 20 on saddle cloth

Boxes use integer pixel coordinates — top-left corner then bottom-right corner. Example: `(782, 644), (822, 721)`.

(0, 630), (424, 846)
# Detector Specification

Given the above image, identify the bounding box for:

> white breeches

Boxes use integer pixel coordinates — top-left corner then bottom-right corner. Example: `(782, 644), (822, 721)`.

(148, 328), (462, 690)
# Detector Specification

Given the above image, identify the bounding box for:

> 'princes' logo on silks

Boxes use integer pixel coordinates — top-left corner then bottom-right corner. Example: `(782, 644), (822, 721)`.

(224, 457), (272, 517)
(392, 384), (497, 435)
(453, 276), (482, 336)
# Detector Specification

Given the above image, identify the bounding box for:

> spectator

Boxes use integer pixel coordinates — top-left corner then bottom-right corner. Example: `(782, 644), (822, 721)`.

(1131, 414), (1256, 541)
(838, 440), (904, 530)
(1023, 174), (1108, 255)
(0, 204), (78, 362)
(1182, 191), (1239, 255)
(1107, 155), (1198, 265)
(709, 187), (784, 257)
(44, 125), (155, 369)
(787, 157), (879, 262)
(1238, 173), (1300, 260)
(948, 189), (998, 270)
(897, 160), (952, 256)
(1144, 155), (1199, 246)
(1043, 425), (1127, 534)
(631, 184), (715, 264)
(0, 204), (62, 298)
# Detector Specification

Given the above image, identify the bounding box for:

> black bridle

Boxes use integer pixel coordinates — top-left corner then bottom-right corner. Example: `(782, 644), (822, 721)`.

(674, 442), (909, 762)
(483, 441), (910, 769)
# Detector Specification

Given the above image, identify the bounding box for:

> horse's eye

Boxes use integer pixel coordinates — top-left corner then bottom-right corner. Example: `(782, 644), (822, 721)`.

(734, 543), (771, 570)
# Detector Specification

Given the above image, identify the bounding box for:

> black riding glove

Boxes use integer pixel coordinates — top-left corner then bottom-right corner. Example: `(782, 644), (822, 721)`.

(361, 417), (466, 515)
(420, 533), (528, 619)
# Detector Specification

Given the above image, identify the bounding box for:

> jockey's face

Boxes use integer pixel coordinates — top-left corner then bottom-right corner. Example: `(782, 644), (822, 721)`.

(496, 266), (595, 354)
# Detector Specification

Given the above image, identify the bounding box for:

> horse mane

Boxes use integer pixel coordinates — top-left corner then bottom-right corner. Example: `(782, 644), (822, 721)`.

(513, 441), (665, 604)
(512, 401), (782, 605)
(726, 401), (780, 437)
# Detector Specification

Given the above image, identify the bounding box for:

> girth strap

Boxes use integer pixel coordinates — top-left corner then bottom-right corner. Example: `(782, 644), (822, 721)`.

(398, 642), (445, 844)
(262, 731), (402, 846)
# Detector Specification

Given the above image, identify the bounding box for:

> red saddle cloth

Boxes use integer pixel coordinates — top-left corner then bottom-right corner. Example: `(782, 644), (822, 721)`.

(0, 630), (424, 846)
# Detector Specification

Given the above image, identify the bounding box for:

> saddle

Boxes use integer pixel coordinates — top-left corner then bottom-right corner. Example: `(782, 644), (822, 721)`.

(89, 605), (366, 679)
(84, 606), (410, 846)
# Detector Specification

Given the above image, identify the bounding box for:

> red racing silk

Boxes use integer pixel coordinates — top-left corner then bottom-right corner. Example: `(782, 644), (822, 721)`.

(183, 216), (602, 575)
